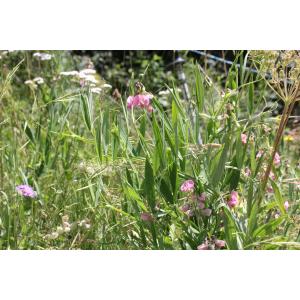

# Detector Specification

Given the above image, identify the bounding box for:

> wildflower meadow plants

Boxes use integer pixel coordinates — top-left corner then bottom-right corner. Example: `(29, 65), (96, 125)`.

(0, 50), (299, 249)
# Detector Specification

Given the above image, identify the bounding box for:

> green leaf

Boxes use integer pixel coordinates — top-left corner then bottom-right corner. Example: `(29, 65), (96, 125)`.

(80, 93), (93, 131)
(194, 65), (204, 112)
(211, 134), (230, 186)
(159, 179), (174, 204)
(248, 76), (254, 115)
(253, 216), (285, 238)
(95, 119), (103, 162)
(144, 158), (156, 212)
(270, 180), (286, 215)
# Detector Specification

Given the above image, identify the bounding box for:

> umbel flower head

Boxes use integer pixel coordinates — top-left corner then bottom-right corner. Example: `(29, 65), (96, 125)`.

(250, 51), (300, 103)
(16, 184), (37, 198)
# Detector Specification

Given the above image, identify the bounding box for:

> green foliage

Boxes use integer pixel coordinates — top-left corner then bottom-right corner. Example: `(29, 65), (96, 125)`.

(0, 50), (299, 250)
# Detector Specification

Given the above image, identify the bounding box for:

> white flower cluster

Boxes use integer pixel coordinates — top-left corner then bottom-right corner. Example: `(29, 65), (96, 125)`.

(24, 77), (45, 88)
(33, 52), (53, 61)
(45, 215), (91, 240)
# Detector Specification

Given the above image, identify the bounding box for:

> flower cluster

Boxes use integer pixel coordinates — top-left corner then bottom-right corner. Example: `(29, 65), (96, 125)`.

(127, 82), (153, 112)
(16, 185), (37, 198)
(45, 215), (91, 240)
(33, 52), (53, 61)
(197, 237), (226, 250)
(140, 212), (154, 222)
(227, 191), (239, 208)
(127, 94), (153, 112)
(24, 77), (45, 88)
(180, 180), (212, 218)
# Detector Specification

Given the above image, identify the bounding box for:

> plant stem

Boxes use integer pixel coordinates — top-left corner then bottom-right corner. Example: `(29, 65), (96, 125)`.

(259, 100), (295, 203)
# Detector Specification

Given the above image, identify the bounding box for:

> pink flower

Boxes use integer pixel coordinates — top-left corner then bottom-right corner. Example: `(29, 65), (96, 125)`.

(146, 105), (153, 113)
(127, 95), (140, 109)
(197, 242), (209, 250)
(214, 239), (226, 249)
(274, 152), (280, 166)
(126, 93), (153, 112)
(269, 171), (275, 181)
(180, 180), (195, 192)
(16, 185), (37, 198)
(267, 186), (274, 193)
(284, 201), (289, 211)
(181, 204), (190, 212)
(228, 191), (238, 208)
(244, 167), (251, 177)
(198, 192), (206, 202)
(241, 133), (247, 145)
(256, 150), (264, 159)
(198, 201), (205, 209)
(140, 212), (154, 222)
(201, 208), (212, 217)
(187, 210), (194, 217)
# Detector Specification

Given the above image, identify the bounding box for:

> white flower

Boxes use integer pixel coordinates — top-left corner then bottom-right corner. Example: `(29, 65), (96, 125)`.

(84, 75), (98, 84)
(60, 71), (79, 76)
(80, 68), (96, 75)
(91, 87), (102, 94)
(33, 77), (44, 85)
(33, 52), (52, 61)
(64, 227), (71, 233)
(158, 90), (170, 96)
(50, 232), (59, 239)
(24, 80), (37, 88)
(56, 226), (64, 235)
(101, 83), (112, 89)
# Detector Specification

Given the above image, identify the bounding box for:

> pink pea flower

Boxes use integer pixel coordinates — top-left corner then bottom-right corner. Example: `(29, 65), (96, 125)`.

(16, 185), (37, 198)
(267, 186), (274, 193)
(187, 210), (194, 217)
(198, 192), (206, 202)
(201, 208), (212, 217)
(256, 150), (264, 159)
(180, 180), (195, 192)
(228, 191), (238, 208)
(244, 167), (251, 177)
(146, 105), (153, 113)
(198, 201), (205, 209)
(214, 239), (226, 249)
(241, 133), (247, 145)
(274, 152), (280, 166)
(127, 95), (140, 109)
(127, 93), (153, 112)
(197, 242), (209, 250)
(140, 212), (154, 222)
(181, 203), (190, 212)
(269, 171), (275, 181)
(284, 201), (289, 211)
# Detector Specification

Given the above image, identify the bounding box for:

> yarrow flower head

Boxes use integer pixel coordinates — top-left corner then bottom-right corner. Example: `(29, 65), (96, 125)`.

(33, 52), (52, 61)
(228, 191), (238, 208)
(180, 180), (195, 192)
(16, 184), (37, 198)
